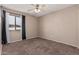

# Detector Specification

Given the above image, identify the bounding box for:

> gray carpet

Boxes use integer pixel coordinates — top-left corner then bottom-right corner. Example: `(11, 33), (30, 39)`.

(2, 38), (79, 55)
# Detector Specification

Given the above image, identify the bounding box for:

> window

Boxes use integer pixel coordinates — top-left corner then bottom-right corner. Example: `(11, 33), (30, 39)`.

(16, 16), (21, 30)
(8, 13), (21, 30)
(8, 15), (15, 30)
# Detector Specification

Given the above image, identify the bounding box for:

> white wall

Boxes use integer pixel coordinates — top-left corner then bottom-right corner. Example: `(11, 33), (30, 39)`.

(26, 15), (38, 39)
(77, 5), (79, 47)
(38, 5), (79, 48)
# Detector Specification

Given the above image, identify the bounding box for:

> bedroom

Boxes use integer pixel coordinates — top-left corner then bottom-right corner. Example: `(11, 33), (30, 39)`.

(0, 4), (79, 55)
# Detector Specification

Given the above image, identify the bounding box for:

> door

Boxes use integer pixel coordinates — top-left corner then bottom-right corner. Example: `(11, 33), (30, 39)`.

(6, 12), (22, 43)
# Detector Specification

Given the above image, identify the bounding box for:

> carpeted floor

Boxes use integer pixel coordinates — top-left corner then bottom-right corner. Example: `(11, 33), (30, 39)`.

(2, 38), (79, 55)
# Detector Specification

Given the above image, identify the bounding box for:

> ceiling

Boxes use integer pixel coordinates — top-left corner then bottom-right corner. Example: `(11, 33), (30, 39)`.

(2, 4), (74, 17)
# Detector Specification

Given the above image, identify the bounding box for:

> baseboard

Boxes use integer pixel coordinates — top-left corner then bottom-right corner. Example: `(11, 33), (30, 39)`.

(35, 37), (79, 49)
(26, 37), (41, 40)
(4, 37), (79, 49)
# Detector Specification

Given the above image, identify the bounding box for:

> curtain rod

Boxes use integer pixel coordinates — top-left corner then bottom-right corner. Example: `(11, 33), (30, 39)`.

(0, 6), (26, 16)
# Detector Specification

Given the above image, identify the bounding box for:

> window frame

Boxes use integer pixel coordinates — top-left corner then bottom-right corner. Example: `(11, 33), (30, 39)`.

(8, 14), (21, 31)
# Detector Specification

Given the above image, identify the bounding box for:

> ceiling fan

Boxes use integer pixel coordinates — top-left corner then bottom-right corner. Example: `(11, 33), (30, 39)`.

(27, 4), (48, 13)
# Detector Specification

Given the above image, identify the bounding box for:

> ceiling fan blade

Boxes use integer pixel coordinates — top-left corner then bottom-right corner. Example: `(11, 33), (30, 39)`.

(27, 9), (33, 11)
(26, 9), (35, 13)
(39, 6), (48, 12)
(27, 4), (48, 13)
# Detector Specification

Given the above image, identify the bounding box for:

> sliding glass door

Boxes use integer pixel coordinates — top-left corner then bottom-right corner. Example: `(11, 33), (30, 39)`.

(1, 10), (26, 43)
(6, 12), (22, 43)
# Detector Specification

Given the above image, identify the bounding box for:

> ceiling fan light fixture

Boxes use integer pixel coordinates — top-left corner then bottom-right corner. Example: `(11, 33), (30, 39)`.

(34, 8), (40, 13)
